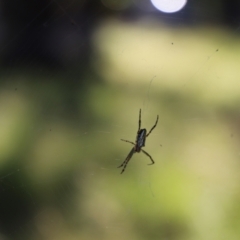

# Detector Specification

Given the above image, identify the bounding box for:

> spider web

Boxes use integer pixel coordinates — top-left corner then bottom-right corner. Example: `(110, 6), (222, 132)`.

(0, 1), (240, 240)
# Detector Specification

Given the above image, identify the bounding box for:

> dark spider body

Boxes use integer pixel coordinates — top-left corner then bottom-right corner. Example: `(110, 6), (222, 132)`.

(118, 109), (158, 174)
(135, 129), (147, 152)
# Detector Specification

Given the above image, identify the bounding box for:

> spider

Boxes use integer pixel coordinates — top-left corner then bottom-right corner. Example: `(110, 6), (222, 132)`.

(118, 109), (159, 174)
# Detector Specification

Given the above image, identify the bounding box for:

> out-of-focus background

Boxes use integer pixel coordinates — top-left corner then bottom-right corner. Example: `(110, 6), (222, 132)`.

(1, 0), (240, 239)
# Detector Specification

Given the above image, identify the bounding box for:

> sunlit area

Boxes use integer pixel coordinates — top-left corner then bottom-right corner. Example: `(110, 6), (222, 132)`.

(1, 1), (240, 240)
(150, 0), (187, 13)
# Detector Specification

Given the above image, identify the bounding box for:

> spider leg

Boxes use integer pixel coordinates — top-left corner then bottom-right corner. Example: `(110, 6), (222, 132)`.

(141, 149), (155, 165)
(138, 109), (141, 132)
(118, 147), (135, 174)
(120, 139), (135, 145)
(146, 115), (159, 137)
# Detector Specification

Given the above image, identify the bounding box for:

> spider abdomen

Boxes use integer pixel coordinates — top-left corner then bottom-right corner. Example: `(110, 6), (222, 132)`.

(135, 128), (147, 152)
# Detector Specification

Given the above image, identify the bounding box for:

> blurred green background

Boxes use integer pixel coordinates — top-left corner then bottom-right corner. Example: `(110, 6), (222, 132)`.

(1, 1), (240, 240)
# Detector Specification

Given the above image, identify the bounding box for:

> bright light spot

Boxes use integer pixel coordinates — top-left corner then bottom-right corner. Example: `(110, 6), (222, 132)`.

(151, 0), (187, 13)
